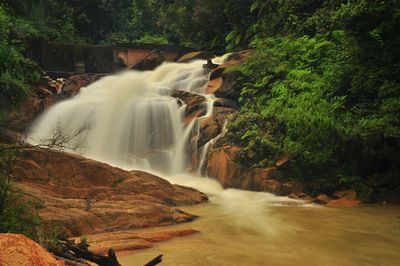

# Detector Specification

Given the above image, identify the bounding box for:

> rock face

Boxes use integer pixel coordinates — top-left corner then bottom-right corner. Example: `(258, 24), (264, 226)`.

(75, 229), (199, 254)
(4, 74), (103, 133)
(62, 74), (104, 97)
(0, 234), (62, 266)
(14, 148), (207, 237)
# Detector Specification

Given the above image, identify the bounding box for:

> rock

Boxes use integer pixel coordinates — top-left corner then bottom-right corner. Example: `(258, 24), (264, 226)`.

(326, 199), (362, 207)
(170, 90), (207, 118)
(333, 189), (357, 200)
(206, 146), (243, 188)
(75, 229), (200, 254)
(14, 148), (208, 236)
(281, 181), (304, 195)
(197, 117), (220, 146)
(62, 74), (104, 97)
(184, 109), (206, 124)
(276, 155), (291, 168)
(242, 167), (282, 193)
(314, 194), (332, 205)
(212, 107), (237, 127)
(177, 51), (213, 63)
(207, 70), (241, 100)
(206, 77), (223, 94)
(0, 233), (63, 266)
(213, 98), (238, 109)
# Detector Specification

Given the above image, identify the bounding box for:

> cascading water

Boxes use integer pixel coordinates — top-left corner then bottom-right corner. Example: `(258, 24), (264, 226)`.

(28, 60), (215, 174)
(26, 55), (400, 266)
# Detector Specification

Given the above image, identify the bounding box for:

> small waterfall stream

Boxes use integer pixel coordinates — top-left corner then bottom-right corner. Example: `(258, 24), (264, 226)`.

(28, 60), (217, 174)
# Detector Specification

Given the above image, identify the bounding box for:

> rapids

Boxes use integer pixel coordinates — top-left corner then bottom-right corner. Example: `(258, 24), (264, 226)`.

(27, 58), (400, 265)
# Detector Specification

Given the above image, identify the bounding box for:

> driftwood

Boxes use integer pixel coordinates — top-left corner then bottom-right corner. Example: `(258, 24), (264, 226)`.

(144, 254), (163, 266)
(51, 236), (121, 266)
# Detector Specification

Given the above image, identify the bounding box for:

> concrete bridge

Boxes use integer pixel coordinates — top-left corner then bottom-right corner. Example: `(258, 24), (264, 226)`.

(28, 39), (193, 77)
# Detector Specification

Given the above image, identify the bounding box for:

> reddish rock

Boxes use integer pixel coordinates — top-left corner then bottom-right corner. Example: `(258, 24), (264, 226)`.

(184, 109), (206, 125)
(14, 148), (207, 236)
(243, 167), (282, 194)
(276, 155), (291, 168)
(206, 77), (223, 94)
(170, 90), (207, 120)
(281, 181), (304, 195)
(0, 234), (63, 266)
(315, 194), (332, 205)
(327, 199), (362, 207)
(198, 116), (220, 146)
(62, 74), (104, 97)
(206, 146), (243, 188)
(333, 189), (357, 200)
(77, 229), (200, 254)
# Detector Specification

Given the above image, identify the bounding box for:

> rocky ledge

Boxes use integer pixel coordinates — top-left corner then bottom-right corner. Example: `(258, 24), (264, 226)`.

(14, 148), (208, 237)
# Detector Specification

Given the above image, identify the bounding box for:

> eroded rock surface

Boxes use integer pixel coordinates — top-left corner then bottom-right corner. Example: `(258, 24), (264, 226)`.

(14, 148), (208, 236)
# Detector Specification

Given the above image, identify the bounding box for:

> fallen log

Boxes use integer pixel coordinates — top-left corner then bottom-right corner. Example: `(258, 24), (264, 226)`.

(144, 254), (163, 266)
(51, 236), (121, 266)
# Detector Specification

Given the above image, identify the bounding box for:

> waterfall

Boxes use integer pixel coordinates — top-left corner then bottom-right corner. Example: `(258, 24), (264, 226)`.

(27, 60), (218, 174)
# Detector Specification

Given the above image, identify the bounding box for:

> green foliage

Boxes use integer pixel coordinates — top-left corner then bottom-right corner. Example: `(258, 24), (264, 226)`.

(0, 147), (42, 240)
(0, 5), (40, 109)
(226, 1), (400, 188)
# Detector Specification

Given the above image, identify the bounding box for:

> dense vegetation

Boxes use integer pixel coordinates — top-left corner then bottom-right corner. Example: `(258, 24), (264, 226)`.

(225, 0), (400, 193)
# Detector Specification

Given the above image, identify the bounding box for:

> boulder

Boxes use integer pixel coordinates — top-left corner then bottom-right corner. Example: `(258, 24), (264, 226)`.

(0, 234), (62, 266)
(14, 148), (208, 236)
(314, 194), (332, 205)
(62, 74), (104, 97)
(206, 146), (243, 188)
(326, 199), (362, 207)
(177, 51), (213, 63)
(197, 116), (220, 146)
(170, 90), (207, 118)
(333, 189), (357, 200)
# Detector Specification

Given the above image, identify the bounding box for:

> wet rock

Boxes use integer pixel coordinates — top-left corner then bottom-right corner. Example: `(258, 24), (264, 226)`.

(242, 167), (282, 193)
(62, 74), (104, 97)
(0, 233), (63, 266)
(314, 194), (332, 205)
(207, 70), (241, 100)
(326, 199), (362, 207)
(14, 148), (207, 236)
(281, 181), (304, 195)
(206, 146), (243, 188)
(78, 229), (200, 254)
(177, 51), (213, 63)
(170, 90), (207, 116)
(198, 116), (220, 146)
(333, 189), (357, 200)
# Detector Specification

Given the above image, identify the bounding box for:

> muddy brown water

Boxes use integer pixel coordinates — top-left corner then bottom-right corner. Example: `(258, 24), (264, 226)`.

(120, 176), (400, 266)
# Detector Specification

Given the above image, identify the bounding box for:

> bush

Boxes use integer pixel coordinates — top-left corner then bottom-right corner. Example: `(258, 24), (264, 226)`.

(0, 147), (42, 240)
(228, 32), (400, 186)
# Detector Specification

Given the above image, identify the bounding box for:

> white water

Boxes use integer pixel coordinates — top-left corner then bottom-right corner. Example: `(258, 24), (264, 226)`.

(28, 60), (214, 174)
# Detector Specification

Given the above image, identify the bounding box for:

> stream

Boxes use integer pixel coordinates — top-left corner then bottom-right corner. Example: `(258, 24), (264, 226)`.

(120, 174), (400, 266)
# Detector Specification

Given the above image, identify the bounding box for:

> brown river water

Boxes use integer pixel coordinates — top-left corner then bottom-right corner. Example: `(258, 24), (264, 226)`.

(119, 176), (400, 266)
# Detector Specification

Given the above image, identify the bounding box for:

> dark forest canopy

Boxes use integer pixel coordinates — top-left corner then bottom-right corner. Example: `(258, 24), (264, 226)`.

(1, 0), (400, 194)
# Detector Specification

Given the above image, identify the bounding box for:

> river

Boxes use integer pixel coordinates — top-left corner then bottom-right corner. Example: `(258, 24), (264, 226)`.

(119, 174), (400, 266)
